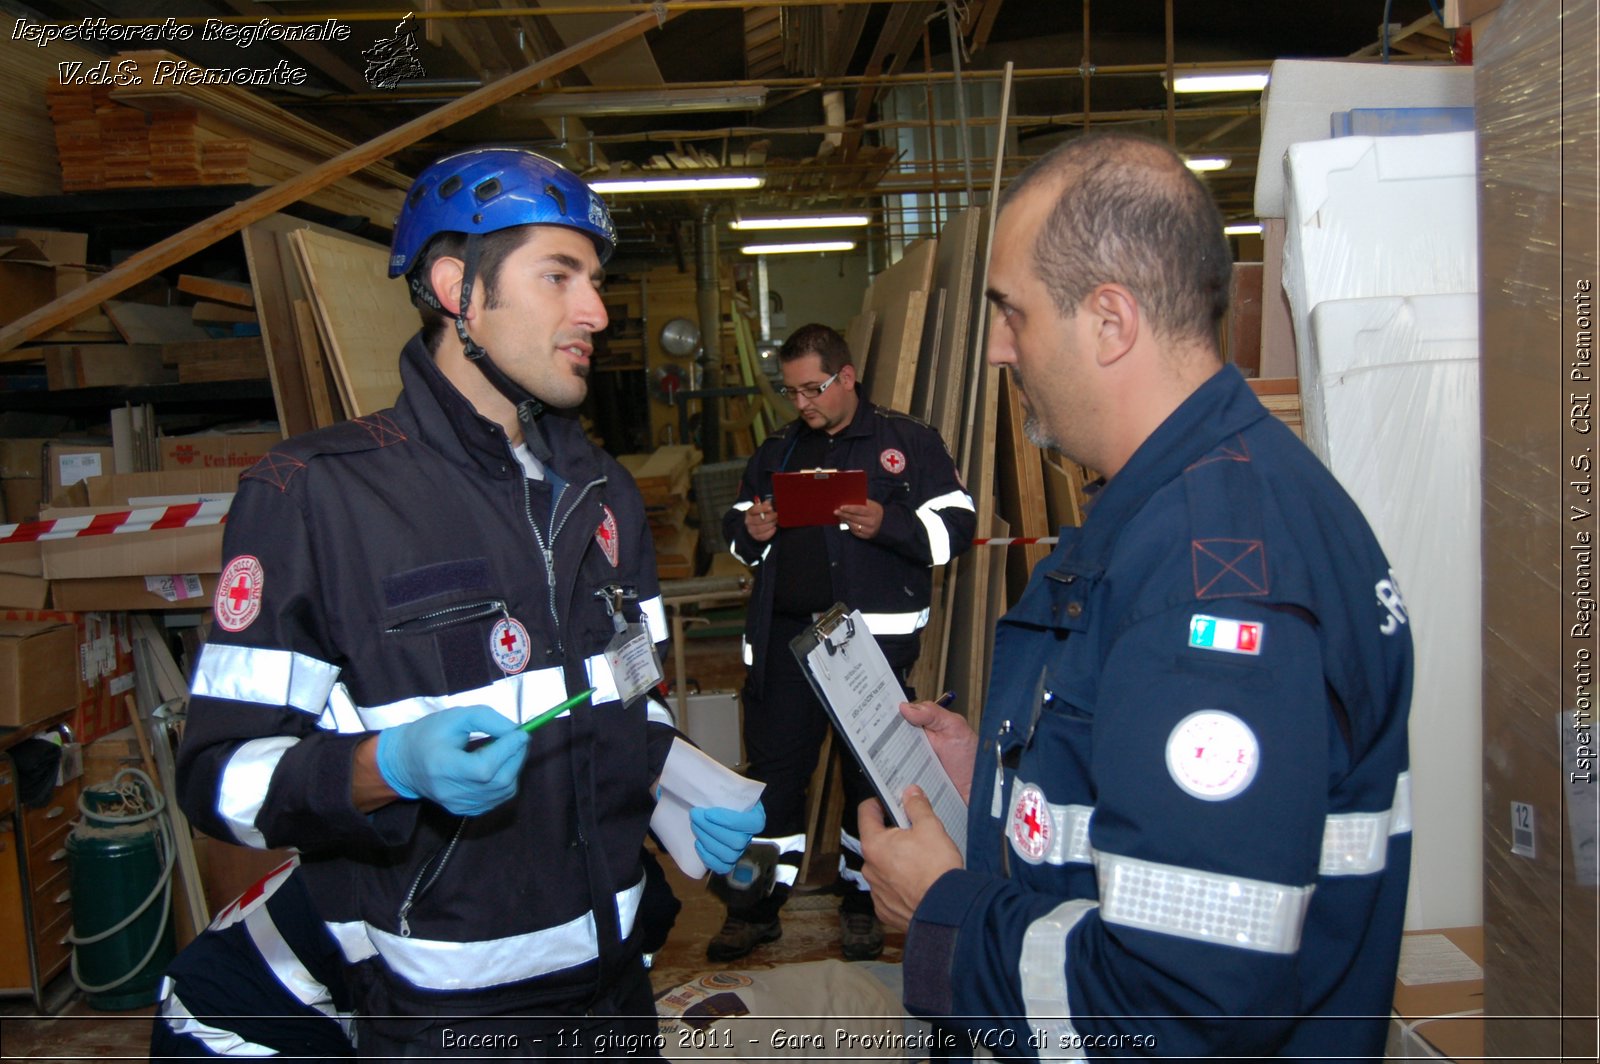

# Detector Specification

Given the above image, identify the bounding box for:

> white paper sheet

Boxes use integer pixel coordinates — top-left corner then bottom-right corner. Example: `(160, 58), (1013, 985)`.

(795, 607), (967, 858)
(650, 736), (766, 879)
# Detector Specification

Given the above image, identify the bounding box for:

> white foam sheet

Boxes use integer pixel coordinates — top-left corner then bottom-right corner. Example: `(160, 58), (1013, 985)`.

(1281, 131), (1478, 395)
(1254, 59), (1474, 218)
(1307, 293), (1482, 929)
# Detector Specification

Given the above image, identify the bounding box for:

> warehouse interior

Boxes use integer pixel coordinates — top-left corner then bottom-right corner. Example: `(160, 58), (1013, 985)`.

(0, 0), (1594, 1060)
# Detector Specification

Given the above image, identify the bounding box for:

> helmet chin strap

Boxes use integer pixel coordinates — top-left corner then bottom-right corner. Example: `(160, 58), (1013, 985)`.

(443, 234), (555, 465)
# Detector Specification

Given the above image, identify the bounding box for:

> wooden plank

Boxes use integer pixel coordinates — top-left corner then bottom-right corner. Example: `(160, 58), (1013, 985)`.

(241, 214), (356, 435)
(0, 8), (675, 354)
(191, 301), (258, 325)
(921, 208), (986, 447)
(870, 288), (929, 415)
(105, 301), (211, 345)
(943, 356), (999, 718)
(291, 299), (339, 428)
(287, 230), (410, 417)
(177, 274), (255, 308)
(860, 237), (936, 407)
(995, 369), (1051, 603)
(844, 309), (876, 384)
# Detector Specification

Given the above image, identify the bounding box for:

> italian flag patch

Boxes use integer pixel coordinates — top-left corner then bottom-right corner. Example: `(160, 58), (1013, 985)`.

(1188, 614), (1262, 656)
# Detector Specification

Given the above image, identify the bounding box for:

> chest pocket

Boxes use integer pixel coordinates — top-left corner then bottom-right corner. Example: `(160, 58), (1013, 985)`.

(381, 559), (513, 691)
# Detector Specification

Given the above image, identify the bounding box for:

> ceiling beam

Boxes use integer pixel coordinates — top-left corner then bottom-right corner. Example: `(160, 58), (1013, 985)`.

(0, 8), (674, 353)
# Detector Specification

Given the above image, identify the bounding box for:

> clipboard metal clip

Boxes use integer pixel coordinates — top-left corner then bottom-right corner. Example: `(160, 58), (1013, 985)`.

(814, 603), (856, 655)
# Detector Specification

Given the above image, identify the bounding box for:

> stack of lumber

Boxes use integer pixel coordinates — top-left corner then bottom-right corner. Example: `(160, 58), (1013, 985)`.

(1248, 377), (1305, 438)
(41, 50), (408, 221)
(618, 445), (702, 579)
(242, 215), (412, 433)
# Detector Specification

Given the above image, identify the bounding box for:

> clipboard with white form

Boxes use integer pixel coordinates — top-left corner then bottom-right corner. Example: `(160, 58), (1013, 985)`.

(789, 603), (967, 859)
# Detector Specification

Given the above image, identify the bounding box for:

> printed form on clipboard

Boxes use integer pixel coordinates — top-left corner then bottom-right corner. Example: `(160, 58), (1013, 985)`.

(790, 604), (967, 858)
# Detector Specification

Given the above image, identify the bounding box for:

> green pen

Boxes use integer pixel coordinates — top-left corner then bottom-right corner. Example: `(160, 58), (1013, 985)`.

(518, 687), (596, 734)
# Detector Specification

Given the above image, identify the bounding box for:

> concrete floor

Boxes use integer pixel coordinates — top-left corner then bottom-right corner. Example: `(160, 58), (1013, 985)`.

(0, 627), (907, 1060)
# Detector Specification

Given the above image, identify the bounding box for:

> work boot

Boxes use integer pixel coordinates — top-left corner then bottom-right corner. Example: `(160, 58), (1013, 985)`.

(706, 915), (782, 963)
(838, 909), (884, 961)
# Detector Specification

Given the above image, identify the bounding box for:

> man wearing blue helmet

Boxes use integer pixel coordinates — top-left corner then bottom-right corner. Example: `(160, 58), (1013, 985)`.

(176, 149), (764, 1057)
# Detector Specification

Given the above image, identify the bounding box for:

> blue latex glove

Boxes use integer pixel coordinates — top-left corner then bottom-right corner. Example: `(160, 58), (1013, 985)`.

(375, 705), (530, 816)
(689, 801), (766, 875)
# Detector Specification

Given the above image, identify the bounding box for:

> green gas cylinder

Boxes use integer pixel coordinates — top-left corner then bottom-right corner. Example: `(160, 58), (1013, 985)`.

(65, 786), (175, 1010)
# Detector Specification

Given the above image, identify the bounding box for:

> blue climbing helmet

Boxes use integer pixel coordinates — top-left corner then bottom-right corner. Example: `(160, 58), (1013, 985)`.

(388, 148), (616, 278)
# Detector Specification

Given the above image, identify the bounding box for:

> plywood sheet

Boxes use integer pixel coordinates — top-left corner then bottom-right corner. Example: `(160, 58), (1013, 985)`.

(996, 370), (1051, 602)
(845, 310), (876, 382)
(860, 238), (936, 406)
(287, 229), (408, 417)
(869, 288), (929, 414)
(919, 208), (986, 441)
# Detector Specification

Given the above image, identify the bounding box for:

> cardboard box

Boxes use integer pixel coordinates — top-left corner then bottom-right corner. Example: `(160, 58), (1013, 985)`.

(0, 571), (49, 609)
(1, 609), (136, 744)
(40, 468), (237, 581)
(43, 440), (116, 504)
(50, 573), (216, 613)
(159, 431), (281, 473)
(0, 618), (78, 728)
(1389, 926), (1484, 1061)
(0, 231), (96, 336)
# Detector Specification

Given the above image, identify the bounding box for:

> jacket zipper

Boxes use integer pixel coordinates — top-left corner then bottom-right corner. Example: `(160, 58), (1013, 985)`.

(520, 472), (607, 658)
(382, 599), (508, 636)
(397, 817), (468, 937)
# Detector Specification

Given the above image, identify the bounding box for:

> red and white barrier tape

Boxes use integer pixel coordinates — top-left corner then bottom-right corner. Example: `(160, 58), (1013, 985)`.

(972, 536), (1059, 547)
(0, 498), (232, 545)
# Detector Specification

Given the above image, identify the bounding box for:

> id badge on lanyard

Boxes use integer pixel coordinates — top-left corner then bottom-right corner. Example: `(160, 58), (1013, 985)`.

(597, 584), (662, 705)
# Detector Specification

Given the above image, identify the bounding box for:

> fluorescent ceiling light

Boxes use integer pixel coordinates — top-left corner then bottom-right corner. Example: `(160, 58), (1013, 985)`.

(1170, 70), (1270, 93)
(1224, 223), (1264, 236)
(1184, 157), (1231, 173)
(510, 86), (767, 117)
(591, 175), (765, 194)
(740, 241), (858, 255)
(730, 214), (870, 231)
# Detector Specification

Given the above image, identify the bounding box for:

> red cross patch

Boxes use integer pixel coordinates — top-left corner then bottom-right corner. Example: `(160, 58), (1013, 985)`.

(490, 616), (532, 674)
(1008, 782), (1052, 863)
(215, 555), (264, 632)
(879, 448), (907, 475)
(595, 505), (620, 567)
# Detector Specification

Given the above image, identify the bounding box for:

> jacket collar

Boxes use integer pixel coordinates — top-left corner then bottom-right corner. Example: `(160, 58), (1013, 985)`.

(1056, 363), (1267, 574)
(395, 332), (602, 483)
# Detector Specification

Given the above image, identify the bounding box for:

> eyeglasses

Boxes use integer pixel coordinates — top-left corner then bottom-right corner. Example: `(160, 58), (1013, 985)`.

(776, 371), (841, 401)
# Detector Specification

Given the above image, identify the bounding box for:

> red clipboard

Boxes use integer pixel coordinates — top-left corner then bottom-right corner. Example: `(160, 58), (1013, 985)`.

(770, 469), (867, 527)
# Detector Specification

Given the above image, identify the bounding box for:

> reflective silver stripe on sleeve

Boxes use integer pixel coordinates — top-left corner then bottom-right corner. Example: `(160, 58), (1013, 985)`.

(192, 643), (340, 716)
(859, 608), (930, 636)
(326, 920), (379, 965)
(640, 595), (668, 643)
(1019, 898), (1097, 1060)
(915, 490), (977, 567)
(1006, 787), (1093, 866)
(1319, 771), (1413, 876)
(742, 638), (753, 666)
(352, 666), (569, 731)
(218, 736), (298, 848)
(362, 876), (647, 991)
(159, 986), (278, 1057)
(1095, 850), (1313, 954)
(245, 902), (345, 1018)
(585, 652), (621, 705)
(1390, 771), (1413, 833)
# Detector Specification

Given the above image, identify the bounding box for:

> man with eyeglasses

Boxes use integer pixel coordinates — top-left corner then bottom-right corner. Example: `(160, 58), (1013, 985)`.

(712, 322), (975, 964)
